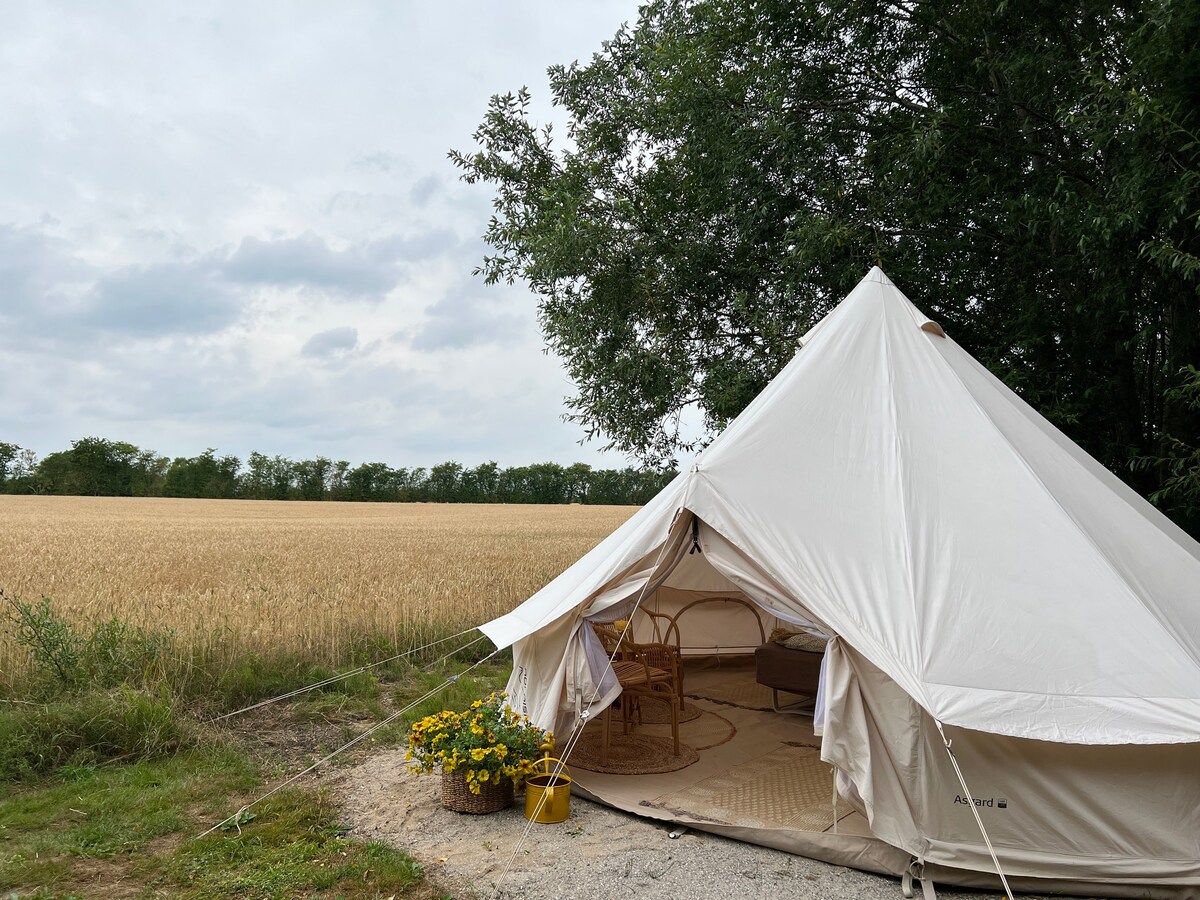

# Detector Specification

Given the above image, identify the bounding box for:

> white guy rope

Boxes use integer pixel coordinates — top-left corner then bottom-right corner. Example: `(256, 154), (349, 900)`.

(493, 523), (681, 894)
(198, 646), (502, 839)
(208, 625), (486, 723)
(933, 720), (1014, 900)
(421, 633), (488, 672)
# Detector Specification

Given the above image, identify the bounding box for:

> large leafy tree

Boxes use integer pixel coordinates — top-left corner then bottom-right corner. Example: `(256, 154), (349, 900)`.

(452, 0), (1200, 531)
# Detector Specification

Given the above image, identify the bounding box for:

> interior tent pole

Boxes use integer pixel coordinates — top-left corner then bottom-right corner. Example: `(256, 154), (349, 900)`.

(933, 719), (1015, 900)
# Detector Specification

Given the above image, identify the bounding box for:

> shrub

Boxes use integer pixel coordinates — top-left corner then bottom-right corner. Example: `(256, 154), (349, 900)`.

(2, 591), (174, 698)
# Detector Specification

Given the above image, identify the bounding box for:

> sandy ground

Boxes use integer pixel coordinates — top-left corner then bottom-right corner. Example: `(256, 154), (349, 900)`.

(335, 749), (1044, 900)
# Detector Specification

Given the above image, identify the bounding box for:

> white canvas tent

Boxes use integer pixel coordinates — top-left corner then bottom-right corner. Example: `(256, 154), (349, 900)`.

(479, 268), (1200, 897)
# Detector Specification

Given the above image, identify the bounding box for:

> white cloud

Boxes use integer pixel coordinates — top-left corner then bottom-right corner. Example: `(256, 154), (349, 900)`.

(301, 326), (359, 358)
(0, 0), (643, 469)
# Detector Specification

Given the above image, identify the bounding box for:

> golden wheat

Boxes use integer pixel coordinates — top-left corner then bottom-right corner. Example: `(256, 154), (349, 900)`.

(0, 496), (635, 675)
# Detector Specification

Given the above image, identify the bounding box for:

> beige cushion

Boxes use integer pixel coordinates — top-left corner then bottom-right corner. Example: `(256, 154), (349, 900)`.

(782, 632), (827, 653)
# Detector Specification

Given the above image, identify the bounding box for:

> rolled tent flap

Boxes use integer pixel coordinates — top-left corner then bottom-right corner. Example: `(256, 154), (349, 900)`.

(499, 507), (694, 734)
(584, 511), (695, 621)
(696, 521), (830, 634)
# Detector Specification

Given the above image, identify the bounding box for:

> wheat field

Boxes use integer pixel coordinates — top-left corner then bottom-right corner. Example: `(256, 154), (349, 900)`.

(0, 495), (636, 676)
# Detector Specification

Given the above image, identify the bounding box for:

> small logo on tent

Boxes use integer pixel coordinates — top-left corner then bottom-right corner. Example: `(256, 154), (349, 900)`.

(954, 794), (1008, 809)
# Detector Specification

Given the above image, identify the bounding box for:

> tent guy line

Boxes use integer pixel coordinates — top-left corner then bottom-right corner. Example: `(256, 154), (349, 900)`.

(934, 720), (1014, 900)
(207, 625), (486, 723)
(197, 645), (503, 840)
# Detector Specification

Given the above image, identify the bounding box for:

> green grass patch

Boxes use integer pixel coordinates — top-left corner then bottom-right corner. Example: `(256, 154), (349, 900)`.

(0, 748), (256, 893)
(0, 686), (198, 781)
(160, 789), (427, 898)
(0, 599), (515, 898)
(0, 748), (439, 899)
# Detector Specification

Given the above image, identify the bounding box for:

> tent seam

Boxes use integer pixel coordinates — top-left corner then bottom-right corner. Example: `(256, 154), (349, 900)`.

(929, 336), (1200, 677)
(878, 288), (923, 678)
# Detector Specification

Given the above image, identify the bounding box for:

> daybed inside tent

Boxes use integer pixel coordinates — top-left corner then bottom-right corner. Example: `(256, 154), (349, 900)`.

(480, 269), (1200, 899)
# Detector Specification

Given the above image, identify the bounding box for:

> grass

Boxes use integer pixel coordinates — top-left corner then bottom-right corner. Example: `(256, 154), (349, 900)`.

(0, 750), (434, 899)
(0, 659), (511, 898)
(0, 686), (197, 781)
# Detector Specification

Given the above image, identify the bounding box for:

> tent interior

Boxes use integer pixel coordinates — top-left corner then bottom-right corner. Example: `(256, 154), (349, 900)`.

(566, 513), (909, 874)
(552, 513), (1200, 898)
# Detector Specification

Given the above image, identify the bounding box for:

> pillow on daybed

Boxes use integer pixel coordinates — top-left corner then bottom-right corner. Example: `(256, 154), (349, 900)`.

(768, 627), (828, 653)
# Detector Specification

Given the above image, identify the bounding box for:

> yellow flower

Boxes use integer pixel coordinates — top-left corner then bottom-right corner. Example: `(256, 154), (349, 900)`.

(470, 748), (488, 761)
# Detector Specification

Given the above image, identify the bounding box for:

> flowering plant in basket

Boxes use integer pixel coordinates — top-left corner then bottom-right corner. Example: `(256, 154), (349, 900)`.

(406, 692), (553, 794)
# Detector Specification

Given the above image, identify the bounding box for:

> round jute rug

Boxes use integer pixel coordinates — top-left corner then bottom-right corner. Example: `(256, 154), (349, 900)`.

(640, 708), (736, 751)
(636, 695), (703, 724)
(568, 729), (700, 775)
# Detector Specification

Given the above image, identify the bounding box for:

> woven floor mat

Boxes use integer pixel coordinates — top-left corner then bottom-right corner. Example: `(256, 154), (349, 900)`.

(635, 695), (703, 724)
(568, 725), (699, 775)
(686, 677), (809, 712)
(642, 744), (854, 833)
(638, 708), (736, 751)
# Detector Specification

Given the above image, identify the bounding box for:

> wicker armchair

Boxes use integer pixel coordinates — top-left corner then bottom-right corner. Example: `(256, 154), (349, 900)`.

(589, 621), (682, 759)
(639, 609), (685, 700)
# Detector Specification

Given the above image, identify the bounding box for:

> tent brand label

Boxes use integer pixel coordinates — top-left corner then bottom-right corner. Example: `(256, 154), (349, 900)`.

(954, 795), (1007, 809)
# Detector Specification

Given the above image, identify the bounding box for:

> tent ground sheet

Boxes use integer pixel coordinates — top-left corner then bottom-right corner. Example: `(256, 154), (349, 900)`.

(569, 662), (871, 840)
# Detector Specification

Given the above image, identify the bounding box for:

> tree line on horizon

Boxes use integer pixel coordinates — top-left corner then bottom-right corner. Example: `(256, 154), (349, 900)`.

(0, 437), (675, 505)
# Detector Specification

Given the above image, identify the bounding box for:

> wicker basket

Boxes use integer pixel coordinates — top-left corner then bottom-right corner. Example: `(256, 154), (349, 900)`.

(440, 770), (514, 814)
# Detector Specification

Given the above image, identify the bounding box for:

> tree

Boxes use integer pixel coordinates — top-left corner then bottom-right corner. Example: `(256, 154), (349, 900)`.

(34, 437), (150, 496)
(0, 442), (18, 489)
(328, 460), (351, 500)
(452, 0), (1200, 531)
(345, 462), (395, 502)
(427, 461), (464, 503)
(162, 449), (240, 499)
(1135, 366), (1200, 529)
(564, 463), (593, 503)
(469, 461), (501, 502)
(11, 448), (39, 493)
(294, 456), (332, 501)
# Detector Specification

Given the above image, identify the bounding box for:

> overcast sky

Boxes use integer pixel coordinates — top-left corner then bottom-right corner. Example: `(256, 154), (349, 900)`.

(0, 2), (644, 469)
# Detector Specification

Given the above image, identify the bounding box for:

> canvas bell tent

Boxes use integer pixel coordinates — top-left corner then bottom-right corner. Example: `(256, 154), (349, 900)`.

(479, 268), (1200, 898)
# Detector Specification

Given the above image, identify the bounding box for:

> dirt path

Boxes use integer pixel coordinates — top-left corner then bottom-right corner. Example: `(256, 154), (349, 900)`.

(334, 749), (1030, 900)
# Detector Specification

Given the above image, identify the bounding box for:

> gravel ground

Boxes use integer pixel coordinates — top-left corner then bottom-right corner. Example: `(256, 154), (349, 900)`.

(335, 749), (1047, 900)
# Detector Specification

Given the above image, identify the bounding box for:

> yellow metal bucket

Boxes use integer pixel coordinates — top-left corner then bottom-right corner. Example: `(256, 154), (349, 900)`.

(523, 757), (572, 823)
